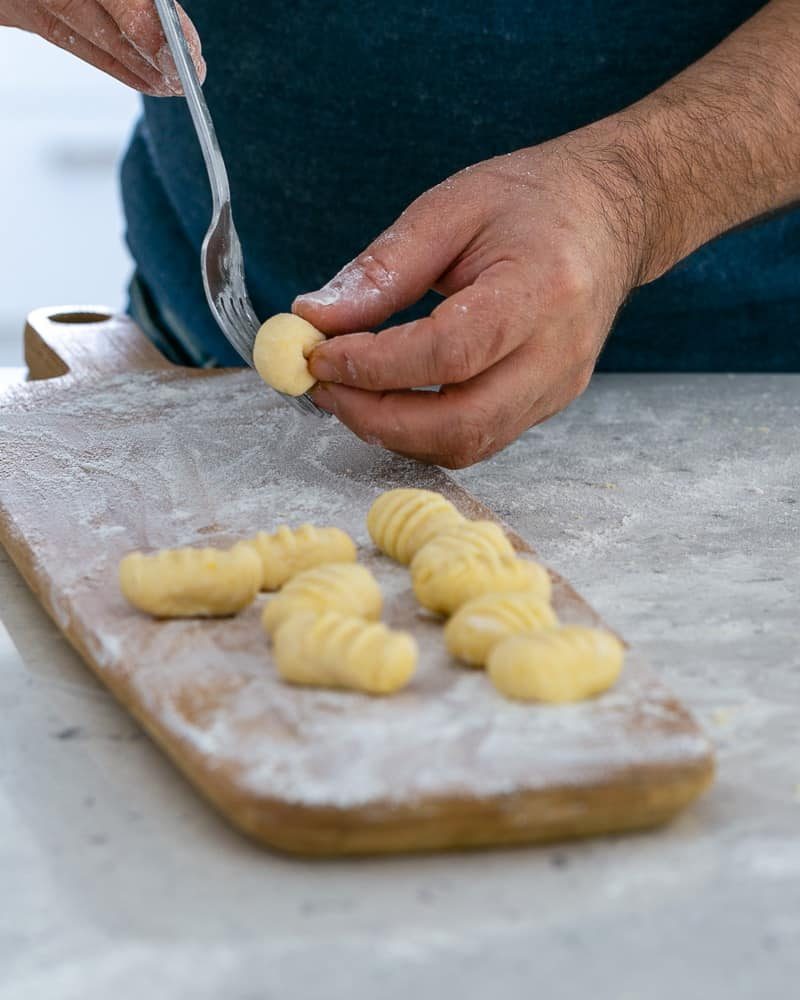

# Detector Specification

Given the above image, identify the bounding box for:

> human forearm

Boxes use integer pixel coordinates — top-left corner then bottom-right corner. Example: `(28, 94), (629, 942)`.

(597, 0), (800, 284)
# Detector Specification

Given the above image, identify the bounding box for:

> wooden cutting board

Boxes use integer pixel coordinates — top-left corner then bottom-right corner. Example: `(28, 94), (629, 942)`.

(0, 306), (714, 855)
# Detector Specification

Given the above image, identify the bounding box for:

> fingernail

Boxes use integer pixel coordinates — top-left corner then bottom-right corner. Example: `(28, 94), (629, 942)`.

(156, 45), (206, 91)
(295, 277), (348, 309)
(156, 45), (177, 77)
(156, 47), (184, 94)
(311, 384), (336, 413)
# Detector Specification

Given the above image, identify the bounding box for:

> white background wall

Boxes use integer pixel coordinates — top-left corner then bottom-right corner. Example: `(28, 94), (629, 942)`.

(0, 28), (139, 364)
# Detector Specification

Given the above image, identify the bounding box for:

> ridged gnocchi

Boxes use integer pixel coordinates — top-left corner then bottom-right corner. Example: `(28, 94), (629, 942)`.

(273, 611), (417, 695)
(411, 548), (551, 616)
(487, 626), (625, 703)
(444, 591), (558, 667)
(119, 543), (262, 618)
(261, 562), (382, 636)
(245, 524), (356, 590)
(367, 488), (464, 564)
(253, 313), (325, 396)
(411, 519), (514, 566)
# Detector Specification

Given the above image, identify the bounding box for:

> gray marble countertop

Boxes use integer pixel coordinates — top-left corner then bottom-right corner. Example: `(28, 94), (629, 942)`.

(1, 372), (798, 999)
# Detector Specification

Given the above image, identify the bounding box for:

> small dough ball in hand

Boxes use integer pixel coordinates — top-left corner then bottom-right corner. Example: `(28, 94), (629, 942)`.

(444, 590), (558, 667)
(273, 611), (417, 695)
(367, 488), (465, 564)
(261, 562), (382, 636)
(487, 626), (625, 703)
(245, 524), (357, 590)
(119, 542), (262, 618)
(253, 313), (325, 395)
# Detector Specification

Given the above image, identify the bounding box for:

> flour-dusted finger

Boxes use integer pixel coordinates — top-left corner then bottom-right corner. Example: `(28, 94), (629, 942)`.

(307, 262), (541, 392)
(313, 330), (596, 468)
(30, 0), (176, 93)
(294, 180), (481, 336)
(12, 1), (165, 94)
(102, 0), (206, 91)
(311, 350), (545, 469)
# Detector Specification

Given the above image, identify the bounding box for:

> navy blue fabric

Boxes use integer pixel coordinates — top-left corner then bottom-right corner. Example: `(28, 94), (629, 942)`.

(121, 1), (800, 371)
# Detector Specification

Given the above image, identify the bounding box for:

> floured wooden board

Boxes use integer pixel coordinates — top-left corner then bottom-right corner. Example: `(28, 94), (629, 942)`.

(0, 309), (714, 855)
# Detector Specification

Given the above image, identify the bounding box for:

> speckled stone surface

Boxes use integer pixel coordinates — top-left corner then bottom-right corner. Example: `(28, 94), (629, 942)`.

(1, 373), (798, 999)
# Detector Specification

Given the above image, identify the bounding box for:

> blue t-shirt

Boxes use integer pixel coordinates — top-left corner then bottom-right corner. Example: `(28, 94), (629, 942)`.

(121, 0), (800, 371)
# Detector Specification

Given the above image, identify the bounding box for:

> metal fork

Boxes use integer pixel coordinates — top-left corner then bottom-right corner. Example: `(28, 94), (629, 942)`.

(153, 0), (325, 417)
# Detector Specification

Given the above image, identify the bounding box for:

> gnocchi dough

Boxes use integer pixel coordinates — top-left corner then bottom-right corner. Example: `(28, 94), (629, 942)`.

(261, 562), (382, 636)
(245, 524), (356, 590)
(487, 626), (625, 703)
(367, 488), (464, 564)
(253, 313), (325, 396)
(411, 548), (551, 616)
(273, 611), (417, 695)
(119, 543), (262, 618)
(444, 591), (558, 667)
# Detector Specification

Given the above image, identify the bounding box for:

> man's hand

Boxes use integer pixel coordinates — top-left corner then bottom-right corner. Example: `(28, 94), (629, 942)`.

(295, 129), (649, 468)
(0, 1), (205, 96)
(296, 0), (800, 468)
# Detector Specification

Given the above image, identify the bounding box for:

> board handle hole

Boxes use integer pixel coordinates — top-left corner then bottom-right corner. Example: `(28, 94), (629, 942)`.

(49, 311), (111, 325)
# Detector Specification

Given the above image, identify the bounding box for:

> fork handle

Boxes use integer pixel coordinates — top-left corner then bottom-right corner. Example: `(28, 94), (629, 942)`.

(153, 0), (230, 212)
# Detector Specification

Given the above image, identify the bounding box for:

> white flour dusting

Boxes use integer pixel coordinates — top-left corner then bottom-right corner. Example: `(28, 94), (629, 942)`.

(0, 370), (711, 809)
(296, 256), (390, 308)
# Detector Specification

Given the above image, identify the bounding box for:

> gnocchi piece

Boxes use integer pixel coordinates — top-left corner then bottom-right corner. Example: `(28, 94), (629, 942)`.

(253, 313), (325, 396)
(367, 488), (464, 564)
(411, 548), (551, 616)
(444, 590), (559, 667)
(487, 626), (625, 703)
(119, 543), (262, 618)
(261, 562), (382, 636)
(245, 524), (357, 590)
(273, 611), (417, 695)
(411, 519), (515, 566)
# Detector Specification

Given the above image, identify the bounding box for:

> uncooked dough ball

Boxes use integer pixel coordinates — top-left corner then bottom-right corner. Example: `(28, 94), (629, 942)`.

(444, 590), (558, 667)
(411, 547), (551, 616)
(245, 524), (357, 590)
(261, 562), (382, 636)
(487, 626), (625, 703)
(119, 543), (262, 618)
(253, 313), (325, 395)
(367, 488), (464, 564)
(272, 611), (417, 695)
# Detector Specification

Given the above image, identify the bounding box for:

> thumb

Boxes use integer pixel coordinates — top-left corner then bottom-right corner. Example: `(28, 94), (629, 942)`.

(293, 185), (476, 335)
